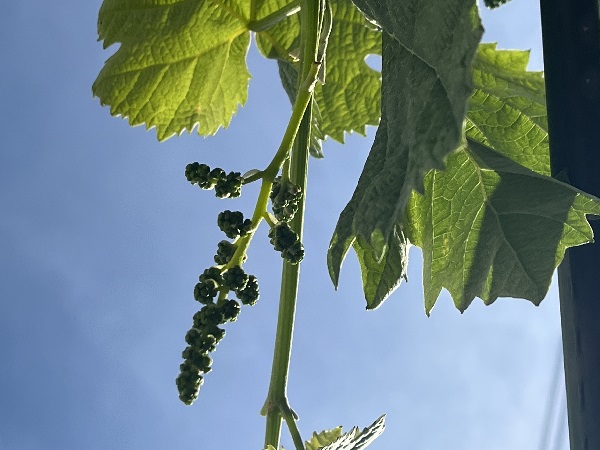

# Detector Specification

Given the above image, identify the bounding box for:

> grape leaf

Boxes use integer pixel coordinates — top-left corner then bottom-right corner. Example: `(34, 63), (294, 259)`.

(329, 42), (597, 313)
(93, 0), (257, 140)
(256, 0), (382, 145)
(467, 43), (549, 175)
(305, 426), (343, 450)
(351, 227), (409, 310)
(410, 43), (551, 313)
(329, 1), (483, 306)
(338, 1), (483, 224)
(406, 139), (600, 314)
(315, 415), (385, 450)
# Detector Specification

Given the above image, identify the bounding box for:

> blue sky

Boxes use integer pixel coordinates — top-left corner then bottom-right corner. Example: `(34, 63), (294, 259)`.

(0, 1), (568, 449)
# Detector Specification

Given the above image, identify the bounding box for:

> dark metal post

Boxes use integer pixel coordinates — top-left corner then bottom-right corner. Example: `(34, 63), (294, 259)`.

(539, 1), (600, 448)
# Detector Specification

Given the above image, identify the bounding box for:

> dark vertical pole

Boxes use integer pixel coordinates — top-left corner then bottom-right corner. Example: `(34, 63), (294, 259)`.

(539, 1), (600, 448)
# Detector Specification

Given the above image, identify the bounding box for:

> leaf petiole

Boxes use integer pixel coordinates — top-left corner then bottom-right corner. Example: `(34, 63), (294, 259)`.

(279, 402), (305, 450)
(249, 1), (301, 33)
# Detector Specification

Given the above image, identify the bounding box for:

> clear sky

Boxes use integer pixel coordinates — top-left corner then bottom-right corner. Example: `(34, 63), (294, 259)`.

(0, 1), (568, 449)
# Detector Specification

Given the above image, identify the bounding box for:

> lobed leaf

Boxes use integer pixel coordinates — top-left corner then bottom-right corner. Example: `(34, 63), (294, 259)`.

(330, 42), (600, 314)
(256, 0), (382, 148)
(329, 0), (483, 307)
(405, 140), (600, 314)
(93, 0), (253, 140)
(340, 0), (484, 224)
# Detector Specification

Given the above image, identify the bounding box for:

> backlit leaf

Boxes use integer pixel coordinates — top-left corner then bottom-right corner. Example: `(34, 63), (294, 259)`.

(94, 0), (254, 140)
(256, 0), (382, 146)
(329, 1), (483, 306)
(405, 140), (600, 314)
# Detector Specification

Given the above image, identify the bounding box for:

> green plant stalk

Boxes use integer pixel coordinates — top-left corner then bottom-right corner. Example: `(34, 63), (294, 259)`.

(262, 1), (322, 448)
(243, 59), (320, 187)
(226, 61), (320, 270)
(262, 104), (313, 450)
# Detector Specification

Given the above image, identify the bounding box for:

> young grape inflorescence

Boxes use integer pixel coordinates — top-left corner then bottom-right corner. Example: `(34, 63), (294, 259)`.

(270, 177), (302, 222)
(177, 162), (261, 405)
(268, 178), (304, 264)
(177, 262), (260, 405)
(185, 162), (243, 198)
(177, 163), (305, 404)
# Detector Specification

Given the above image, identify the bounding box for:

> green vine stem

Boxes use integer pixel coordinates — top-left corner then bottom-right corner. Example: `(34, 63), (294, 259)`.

(262, 1), (323, 448)
(261, 108), (313, 450)
(226, 60), (320, 271)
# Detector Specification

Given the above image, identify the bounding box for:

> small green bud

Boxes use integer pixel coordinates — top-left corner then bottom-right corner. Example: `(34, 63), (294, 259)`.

(209, 168), (226, 184)
(194, 304), (225, 326)
(223, 266), (249, 291)
(268, 223), (304, 264)
(236, 275), (260, 306)
(177, 370), (203, 405)
(185, 162), (214, 189)
(193, 279), (219, 304)
(203, 324), (226, 343)
(214, 240), (236, 265)
(215, 171), (243, 199)
(270, 178), (302, 222)
(185, 328), (218, 352)
(268, 223), (298, 251)
(199, 267), (223, 285)
(282, 240), (304, 264)
(484, 0), (509, 8)
(179, 360), (201, 375)
(182, 346), (212, 372)
(217, 210), (252, 239)
(185, 327), (203, 346)
(221, 299), (241, 322)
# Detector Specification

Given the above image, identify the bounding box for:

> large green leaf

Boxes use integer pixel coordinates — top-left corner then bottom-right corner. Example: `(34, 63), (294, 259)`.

(406, 140), (600, 314)
(256, 0), (382, 145)
(328, 1), (483, 307)
(329, 42), (600, 313)
(340, 1), (483, 220)
(93, 0), (257, 140)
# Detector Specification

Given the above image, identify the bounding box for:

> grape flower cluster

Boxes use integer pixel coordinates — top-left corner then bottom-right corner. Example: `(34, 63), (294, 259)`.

(177, 262), (260, 405)
(185, 162), (243, 198)
(267, 178), (304, 264)
(268, 222), (304, 264)
(177, 163), (262, 405)
(270, 177), (302, 222)
(217, 210), (252, 239)
(177, 164), (307, 404)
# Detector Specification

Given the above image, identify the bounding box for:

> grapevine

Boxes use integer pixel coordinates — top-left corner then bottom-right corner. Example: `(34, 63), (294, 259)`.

(92, 0), (600, 448)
